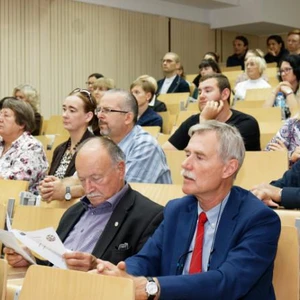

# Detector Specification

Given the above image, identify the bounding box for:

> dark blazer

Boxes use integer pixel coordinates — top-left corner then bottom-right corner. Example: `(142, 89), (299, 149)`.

(271, 159), (300, 209)
(48, 129), (94, 177)
(56, 186), (163, 264)
(157, 75), (190, 95)
(126, 186), (280, 300)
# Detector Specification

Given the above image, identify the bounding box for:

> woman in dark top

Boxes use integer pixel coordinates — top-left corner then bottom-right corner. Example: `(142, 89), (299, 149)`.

(264, 35), (289, 66)
(48, 88), (97, 178)
(13, 84), (42, 135)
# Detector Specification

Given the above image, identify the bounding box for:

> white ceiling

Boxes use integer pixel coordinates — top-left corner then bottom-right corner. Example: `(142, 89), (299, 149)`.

(161, 0), (237, 9)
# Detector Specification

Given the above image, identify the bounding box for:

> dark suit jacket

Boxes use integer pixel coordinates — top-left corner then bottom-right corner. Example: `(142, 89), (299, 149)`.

(271, 159), (300, 209)
(48, 129), (94, 177)
(126, 186), (280, 300)
(157, 75), (190, 95)
(56, 186), (163, 264)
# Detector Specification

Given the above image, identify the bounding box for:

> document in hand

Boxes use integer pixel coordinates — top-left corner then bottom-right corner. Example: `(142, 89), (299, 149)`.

(0, 227), (69, 269)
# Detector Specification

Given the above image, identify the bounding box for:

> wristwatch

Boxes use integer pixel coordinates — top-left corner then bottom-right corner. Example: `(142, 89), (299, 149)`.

(145, 277), (158, 300)
(64, 186), (72, 201)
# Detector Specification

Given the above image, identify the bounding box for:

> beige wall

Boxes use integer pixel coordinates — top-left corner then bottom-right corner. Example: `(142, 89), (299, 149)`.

(1, 0), (283, 118)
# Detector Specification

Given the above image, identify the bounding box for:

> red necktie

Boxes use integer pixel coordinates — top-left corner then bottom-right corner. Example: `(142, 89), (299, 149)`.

(189, 212), (208, 274)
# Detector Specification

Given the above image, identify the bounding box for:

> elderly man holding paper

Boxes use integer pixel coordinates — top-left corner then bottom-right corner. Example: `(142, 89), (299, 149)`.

(4, 137), (163, 271)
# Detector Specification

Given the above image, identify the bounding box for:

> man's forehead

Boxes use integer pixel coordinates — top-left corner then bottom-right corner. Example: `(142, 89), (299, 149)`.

(164, 53), (175, 60)
(199, 78), (218, 88)
(100, 93), (123, 105)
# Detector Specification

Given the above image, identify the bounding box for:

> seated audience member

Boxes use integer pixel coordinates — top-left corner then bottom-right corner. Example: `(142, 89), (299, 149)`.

(39, 89), (171, 202)
(86, 73), (104, 91)
(13, 84), (42, 135)
(251, 158), (300, 209)
(45, 88), (97, 180)
(264, 35), (289, 66)
(157, 52), (190, 95)
(131, 77), (162, 128)
(0, 97), (48, 193)
(95, 121), (280, 300)
(226, 35), (249, 70)
(234, 56), (271, 101)
(92, 77), (115, 104)
(286, 29), (300, 55)
(265, 115), (300, 167)
(4, 137), (163, 269)
(264, 54), (300, 119)
(137, 75), (166, 112)
(193, 59), (222, 99)
(162, 74), (261, 151)
(193, 52), (220, 88)
(235, 49), (269, 86)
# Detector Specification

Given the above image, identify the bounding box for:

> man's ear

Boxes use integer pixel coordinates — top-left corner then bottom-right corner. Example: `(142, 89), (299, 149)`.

(222, 159), (239, 179)
(220, 88), (231, 103)
(124, 112), (134, 125)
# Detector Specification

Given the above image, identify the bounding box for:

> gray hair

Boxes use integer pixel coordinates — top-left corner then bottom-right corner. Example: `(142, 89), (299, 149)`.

(188, 120), (245, 176)
(13, 84), (39, 112)
(76, 136), (125, 165)
(104, 89), (138, 124)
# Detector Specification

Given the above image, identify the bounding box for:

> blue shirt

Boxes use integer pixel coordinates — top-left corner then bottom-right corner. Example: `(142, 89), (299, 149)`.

(118, 125), (172, 184)
(63, 184), (129, 253)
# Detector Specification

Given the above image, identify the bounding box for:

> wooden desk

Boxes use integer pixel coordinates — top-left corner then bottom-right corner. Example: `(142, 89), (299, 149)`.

(6, 266), (28, 300)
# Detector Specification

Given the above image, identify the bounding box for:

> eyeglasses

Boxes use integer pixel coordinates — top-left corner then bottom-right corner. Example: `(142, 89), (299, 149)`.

(85, 81), (94, 86)
(94, 107), (129, 115)
(278, 67), (293, 75)
(71, 88), (93, 104)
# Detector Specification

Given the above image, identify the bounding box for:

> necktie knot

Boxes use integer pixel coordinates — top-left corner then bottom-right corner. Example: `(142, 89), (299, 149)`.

(199, 212), (208, 224)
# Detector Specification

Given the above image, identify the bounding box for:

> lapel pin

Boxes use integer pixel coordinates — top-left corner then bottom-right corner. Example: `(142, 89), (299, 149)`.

(114, 222), (119, 227)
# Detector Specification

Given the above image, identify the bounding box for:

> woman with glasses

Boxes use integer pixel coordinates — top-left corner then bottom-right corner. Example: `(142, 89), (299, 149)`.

(47, 89), (97, 178)
(13, 84), (42, 135)
(264, 54), (300, 119)
(0, 97), (48, 194)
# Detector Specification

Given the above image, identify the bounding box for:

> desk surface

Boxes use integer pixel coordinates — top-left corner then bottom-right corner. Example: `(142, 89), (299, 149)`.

(6, 266), (28, 300)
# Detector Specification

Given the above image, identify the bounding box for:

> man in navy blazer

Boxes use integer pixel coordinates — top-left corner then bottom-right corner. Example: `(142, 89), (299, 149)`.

(157, 52), (190, 95)
(95, 121), (280, 300)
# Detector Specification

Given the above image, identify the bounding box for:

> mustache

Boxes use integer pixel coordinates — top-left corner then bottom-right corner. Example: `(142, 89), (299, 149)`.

(180, 169), (196, 180)
(87, 193), (103, 198)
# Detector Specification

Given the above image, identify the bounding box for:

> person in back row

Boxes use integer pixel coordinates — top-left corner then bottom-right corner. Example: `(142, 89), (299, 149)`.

(39, 89), (171, 202)
(162, 74), (261, 151)
(157, 52), (190, 95)
(130, 76), (162, 128)
(5, 137), (163, 269)
(226, 35), (249, 70)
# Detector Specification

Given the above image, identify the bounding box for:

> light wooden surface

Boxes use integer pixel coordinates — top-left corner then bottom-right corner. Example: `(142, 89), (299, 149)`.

(235, 151), (288, 189)
(186, 102), (199, 111)
(157, 93), (190, 115)
(163, 150), (186, 185)
(236, 107), (282, 122)
(12, 206), (66, 231)
(43, 115), (69, 136)
(274, 209), (300, 227)
(234, 100), (264, 109)
(259, 121), (283, 149)
(273, 226), (299, 300)
(18, 265), (135, 300)
(157, 111), (176, 134)
(0, 259), (7, 300)
(156, 133), (170, 146)
(39, 198), (80, 209)
(186, 74), (198, 83)
(0, 180), (29, 210)
(129, 182), (185, 206)
(141, 126), (161, 138)
(244, 88), (272, 101)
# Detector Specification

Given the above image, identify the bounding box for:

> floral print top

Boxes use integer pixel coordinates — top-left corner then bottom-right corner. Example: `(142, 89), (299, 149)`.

(0, 132), (48, 194)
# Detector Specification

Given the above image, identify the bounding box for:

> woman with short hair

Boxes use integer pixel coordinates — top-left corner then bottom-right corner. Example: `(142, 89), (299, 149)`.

(0, 97), (48, 193)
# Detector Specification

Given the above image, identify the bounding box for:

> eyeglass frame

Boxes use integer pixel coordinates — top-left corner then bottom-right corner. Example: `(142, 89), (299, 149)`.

(94, 106), (129, 115)
(71, 88), (94, 105)
(278, 67), (293, 75)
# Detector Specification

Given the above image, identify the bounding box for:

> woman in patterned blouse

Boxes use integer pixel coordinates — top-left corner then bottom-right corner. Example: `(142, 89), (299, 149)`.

(47, 89), (97, 179)
(0, 97), (48, 193)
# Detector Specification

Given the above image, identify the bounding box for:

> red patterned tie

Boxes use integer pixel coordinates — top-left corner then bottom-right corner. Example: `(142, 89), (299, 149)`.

(189, 212), (208, 274)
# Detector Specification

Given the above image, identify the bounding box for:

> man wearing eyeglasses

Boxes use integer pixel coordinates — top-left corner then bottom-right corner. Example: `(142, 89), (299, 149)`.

(5, 137), (163, 271)
(39, 89), (171, 202)
(157, 52), (190, 95)
(86, 73), (104, 92)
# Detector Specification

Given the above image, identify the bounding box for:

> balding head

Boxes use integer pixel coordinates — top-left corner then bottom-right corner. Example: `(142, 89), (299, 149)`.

(75, 137), (126, 206)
